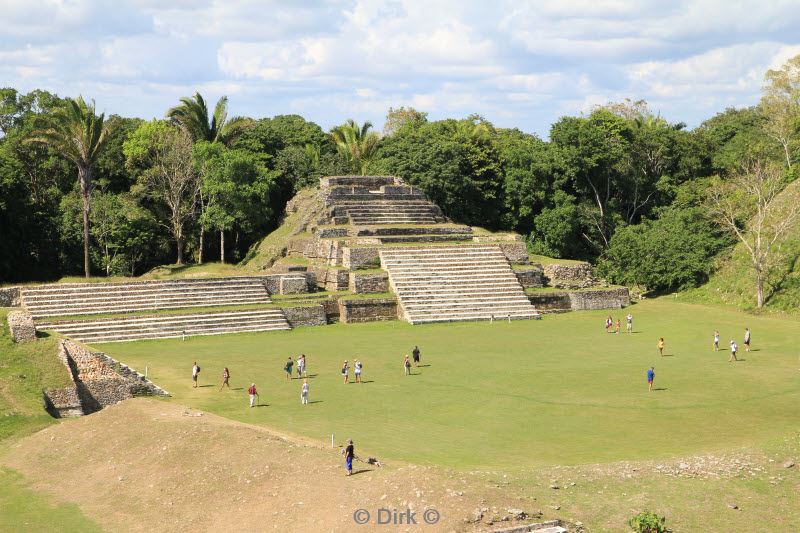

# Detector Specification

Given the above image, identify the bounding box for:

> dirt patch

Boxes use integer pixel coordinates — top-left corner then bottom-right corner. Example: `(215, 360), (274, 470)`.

(1, 398), (536, 532)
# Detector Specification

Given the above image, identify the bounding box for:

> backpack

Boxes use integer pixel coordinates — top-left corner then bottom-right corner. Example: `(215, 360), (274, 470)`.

(196, 366), (200, 373)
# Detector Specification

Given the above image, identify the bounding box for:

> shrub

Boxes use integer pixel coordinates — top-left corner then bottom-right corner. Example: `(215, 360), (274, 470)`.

(628, 511), (670, 533)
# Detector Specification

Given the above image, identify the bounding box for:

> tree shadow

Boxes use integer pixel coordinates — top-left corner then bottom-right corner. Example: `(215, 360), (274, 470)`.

(765, 252), (800, 305)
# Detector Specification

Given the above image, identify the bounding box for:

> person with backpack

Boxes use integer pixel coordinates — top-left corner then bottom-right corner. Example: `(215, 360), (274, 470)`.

(284, 357), (294, 381)
(341, 360), (349, 384)
(248, 383), (259, 408)
(404, 355), (411, 376)
(729, 340), (739, 362)
(647, 367), (655, 392)
(192, 362), (200, 388)
(354, 359), (363, 383)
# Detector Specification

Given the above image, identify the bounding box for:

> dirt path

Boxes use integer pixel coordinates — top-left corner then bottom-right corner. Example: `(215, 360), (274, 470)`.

(1, 399), (534, 532)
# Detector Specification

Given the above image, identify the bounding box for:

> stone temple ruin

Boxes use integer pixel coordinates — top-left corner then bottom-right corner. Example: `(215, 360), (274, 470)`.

(3, 175), (629, 345)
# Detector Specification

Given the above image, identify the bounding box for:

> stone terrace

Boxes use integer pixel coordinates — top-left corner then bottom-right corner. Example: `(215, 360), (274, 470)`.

(380, 245), (539, 324)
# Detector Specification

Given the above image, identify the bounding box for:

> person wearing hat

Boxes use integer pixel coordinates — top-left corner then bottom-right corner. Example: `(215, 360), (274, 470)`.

(729, 340), (738, 362)
(345, 439), (355, 476)
(248, 383), (259, 407)
(341, 360), (350, 384)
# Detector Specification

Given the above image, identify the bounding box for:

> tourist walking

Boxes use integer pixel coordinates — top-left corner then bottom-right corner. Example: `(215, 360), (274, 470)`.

(412, 346), (421, 366)
(341, 360), (349, 384)
(729, 340), (738, 362)
(345, 439), (355, 476)
(298, 354), (306, 377)
(404, 355), (411, 375)
(284, 356), (294, 381)
(219, 367), (230, 390)
(300, 379), (309, 405)
(605, 316), (613, 333)
(657, 337), (665, 356)
(626, 313), (633, 333)
(647, 367), (655, 392)
(248, 383), (259, 407)
(192, 362), (200, 388)
(744, 328), (751, 352)
(615, 319), (621, 334)
(713, 330), (720, 351)
(354, 359), (363, 383)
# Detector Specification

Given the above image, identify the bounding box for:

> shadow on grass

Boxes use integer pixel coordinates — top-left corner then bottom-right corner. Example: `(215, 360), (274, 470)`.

(307, 400), (323, 404)
(198, 384), (214, 388)
(349, 469), (372, 476)
(653, 387), (668, 391)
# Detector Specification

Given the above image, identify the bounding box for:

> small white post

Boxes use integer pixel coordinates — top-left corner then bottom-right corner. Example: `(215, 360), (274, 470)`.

(331, 433), (335, 447)
(145, 366), (148, 379)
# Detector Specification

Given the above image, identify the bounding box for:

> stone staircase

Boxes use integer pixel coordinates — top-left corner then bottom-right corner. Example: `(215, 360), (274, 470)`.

(330, 202), (447, 225)
(36, 309), (290, 344)
(21, 277), (273, 319)
(23, 277), (293, 343)
(380, 245), (539, 324)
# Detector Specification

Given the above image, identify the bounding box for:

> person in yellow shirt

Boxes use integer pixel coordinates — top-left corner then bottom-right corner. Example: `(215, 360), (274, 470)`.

(657, 337), (665, 356)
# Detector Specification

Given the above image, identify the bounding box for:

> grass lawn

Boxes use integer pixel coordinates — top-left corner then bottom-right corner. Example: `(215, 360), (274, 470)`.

(0, 468), (104, 532)
(95, 299), (800, 470)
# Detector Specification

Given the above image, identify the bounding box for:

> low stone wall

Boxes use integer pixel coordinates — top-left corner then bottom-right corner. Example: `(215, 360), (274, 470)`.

(322, 299), (341, 322)
(349, 272), (389, 293)
(514, 267), (544, 288)
(338, 298), (398, 323)
(259, 273), (311, 294)
(306, 267), (348, 291)
(279, 276), (308, 294)
(527, 287), (630, 313)
(542, 262), (595, 288)
(7, 310), (36, 342)
(56, 340), (168, 414)
(281, 305), (327, 327)
(0, 286), (21, 307)
(568, 287), (630, 310)
(43, 386), (83, 418)
(355, 226), (471, 236)
(526, 292), (572, 313)
(317, 227), (349, 238)
(342, 247), (381, 269)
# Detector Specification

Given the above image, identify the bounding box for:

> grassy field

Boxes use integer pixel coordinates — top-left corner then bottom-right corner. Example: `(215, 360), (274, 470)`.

(96, 299), (800, 470)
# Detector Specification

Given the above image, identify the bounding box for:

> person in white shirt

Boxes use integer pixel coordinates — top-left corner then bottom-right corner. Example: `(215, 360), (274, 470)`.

(626, 314), (633, 333)
(354, 360), (363, 383)
(729, 340), (738, 362)
(191, 362), (200, 388)
(300, 379), (309, 405)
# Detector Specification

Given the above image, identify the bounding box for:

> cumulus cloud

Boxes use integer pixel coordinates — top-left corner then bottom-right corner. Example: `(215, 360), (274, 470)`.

(1, 0), (798, 135)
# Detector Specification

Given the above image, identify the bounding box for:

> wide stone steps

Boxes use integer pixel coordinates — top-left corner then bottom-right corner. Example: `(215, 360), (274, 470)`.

(380, 245), (539, 325)
(376, 234), (473, 244)
(37, 309), (291, 343)
(21, 277), (272, 318)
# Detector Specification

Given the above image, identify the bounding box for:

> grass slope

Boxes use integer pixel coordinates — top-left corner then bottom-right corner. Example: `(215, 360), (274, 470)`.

(685, 178), (800, 314)
(0, 310), (72, 444)
(96, 299), (800, 470)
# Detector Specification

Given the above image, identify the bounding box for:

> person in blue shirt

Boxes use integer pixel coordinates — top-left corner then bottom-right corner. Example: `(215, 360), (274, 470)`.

(647, 367), (655, 392)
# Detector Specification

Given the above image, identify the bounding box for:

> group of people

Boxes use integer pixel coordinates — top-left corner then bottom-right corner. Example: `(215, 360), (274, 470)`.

(605, 314), (634, 334)
(646, 327), (754, 392)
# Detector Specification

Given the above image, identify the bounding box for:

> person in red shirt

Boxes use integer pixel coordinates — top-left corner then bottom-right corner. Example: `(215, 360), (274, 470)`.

(248, 383), (259, 408)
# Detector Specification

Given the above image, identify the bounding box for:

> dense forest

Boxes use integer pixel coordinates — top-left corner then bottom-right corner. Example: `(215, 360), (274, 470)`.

(1, 56), (798, 298)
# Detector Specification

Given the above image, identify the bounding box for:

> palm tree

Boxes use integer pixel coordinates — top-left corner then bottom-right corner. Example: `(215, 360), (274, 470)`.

(166, 92), (250, 145)
(26, 96), (110, 277)
(331, 119), (380, 175)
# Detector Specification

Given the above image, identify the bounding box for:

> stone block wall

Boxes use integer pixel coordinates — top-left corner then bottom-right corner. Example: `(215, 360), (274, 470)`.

(0, 286), (21, 307)
(514, 267), (544, 288)
(342, 247), (381, 269)
(7, 310), (35, 342)
(307, 267), (349, 291)
(542, 262), (595, 288)
(526, 292), (573, 313)
(349, 272), (389, 293)
(281, 305), (327, 327)
(338, 298), (398, 323)
(259, 273), (311, 294)
(317, 228), (349, 238)
(567, 287), (630, 310)
(279, 276), (308, 294)
(43, 386), (83, 418)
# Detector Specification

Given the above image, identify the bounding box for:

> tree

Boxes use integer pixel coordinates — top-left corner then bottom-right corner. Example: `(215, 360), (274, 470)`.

(383, 106), (428, 136)
(760, 54), (800, 170)
(707, 159), (800, 308)
(25, 96), (111, 277)
(331, 119), (380, 174)
(124, 121), (199, 264)
(166, 92), (250, 146)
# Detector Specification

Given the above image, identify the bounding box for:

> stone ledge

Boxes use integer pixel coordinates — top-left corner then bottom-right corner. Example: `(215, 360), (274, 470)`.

(8, 310), (36, 342)
(281, 305), (327, 327)
(338, 298), (398, 323)
(514, 267), (544, 288)
(349, 272), (389, 293)
(0, 286), (21, 307)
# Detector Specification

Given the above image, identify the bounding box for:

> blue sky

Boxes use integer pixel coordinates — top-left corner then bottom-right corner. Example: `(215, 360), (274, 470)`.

(3, 0), (800, 137)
